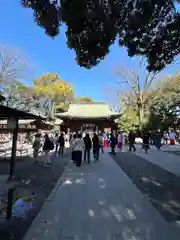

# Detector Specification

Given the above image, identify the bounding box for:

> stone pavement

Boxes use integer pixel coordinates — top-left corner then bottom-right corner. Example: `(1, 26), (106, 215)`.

(135, 144), (180, 177)
(23, 152), (180, 240)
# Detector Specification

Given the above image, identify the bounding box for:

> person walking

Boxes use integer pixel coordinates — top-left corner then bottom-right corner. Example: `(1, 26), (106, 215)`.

(54, 133), (59, 155)
(103, 132), (108, 148)
(117, 131), (123, 152)
(32, 132), (41, 162)
(70, 134), (76, 162)
(99, 133), (104, 154)
(163, 132), (169, 144)
(58, 133), (65, 156)
(110, 132), (116, 155)
(43, 134), (54, 167)
(83, 133), (92, 164)
(73, 133), (84, 167)
(154, 129), (162, 150)
(149, 131), (153, 145)
(143, 132), (150, 154)
(169, 130), (176, 145)
(128, 130), (136, 152)
(92, 133), (100, 161)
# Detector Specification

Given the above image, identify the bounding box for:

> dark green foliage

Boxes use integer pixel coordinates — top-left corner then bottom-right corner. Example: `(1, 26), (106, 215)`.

(0, 94), (5, 102)
(145, 74), (180, 130)
(21, 0), (180, 71)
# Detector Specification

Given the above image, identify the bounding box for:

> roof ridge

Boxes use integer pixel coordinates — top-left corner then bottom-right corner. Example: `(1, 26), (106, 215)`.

(71, 102), (108, 105)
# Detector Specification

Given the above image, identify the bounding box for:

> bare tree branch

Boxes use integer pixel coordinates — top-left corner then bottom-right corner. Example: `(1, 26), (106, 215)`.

(116, 64), (139, 96)
(0, 44), (34, 86)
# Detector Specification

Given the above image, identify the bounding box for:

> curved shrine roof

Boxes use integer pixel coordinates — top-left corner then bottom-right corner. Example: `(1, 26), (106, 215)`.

(56, 102), (120, 119)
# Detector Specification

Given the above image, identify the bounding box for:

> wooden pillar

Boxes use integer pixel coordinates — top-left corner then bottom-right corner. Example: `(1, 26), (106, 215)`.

(6, 188), (14, 219)
(9, 118), (19, 179)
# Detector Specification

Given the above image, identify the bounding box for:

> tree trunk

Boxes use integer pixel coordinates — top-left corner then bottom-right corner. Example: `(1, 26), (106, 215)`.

(137, 102), (144, 130)
(139, 107), (144, 130)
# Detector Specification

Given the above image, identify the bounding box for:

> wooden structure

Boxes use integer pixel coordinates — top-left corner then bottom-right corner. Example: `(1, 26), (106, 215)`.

(56, 102), (120, 133)
(0, 119), (53, 133)
(0, 104), (44, 179)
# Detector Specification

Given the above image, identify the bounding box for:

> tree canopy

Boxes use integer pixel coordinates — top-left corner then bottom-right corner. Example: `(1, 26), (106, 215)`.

(21, 0), (180, 72)
(73, 96), (94, 103)
(116, 58), (160, 129)
(32, 73), (74, 105)
(3, 73), (74, 115)
(145, 74), (180, 130)
(118, 72), (180, 131)
(118, 108), (139, 131)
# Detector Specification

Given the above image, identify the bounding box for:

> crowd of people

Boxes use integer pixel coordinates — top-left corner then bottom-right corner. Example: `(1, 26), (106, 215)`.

(31, 130), (125, 167)
(134, 129), (178, 154)
(0, 127), (178, 166)
(70, 132), (103, 167)
(32, 131), (67, 167)
(31, 128), (180, 167)
(69, 131), (128, 166)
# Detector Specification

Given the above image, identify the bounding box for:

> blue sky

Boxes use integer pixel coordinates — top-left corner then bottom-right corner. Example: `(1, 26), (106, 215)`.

(0, 1), (179, 102)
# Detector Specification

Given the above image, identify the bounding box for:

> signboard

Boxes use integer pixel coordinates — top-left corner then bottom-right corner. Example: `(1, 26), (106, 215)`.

(0, 121), (36, 132)
(82, 124), (95, 128)
(19, 124), (36, 129)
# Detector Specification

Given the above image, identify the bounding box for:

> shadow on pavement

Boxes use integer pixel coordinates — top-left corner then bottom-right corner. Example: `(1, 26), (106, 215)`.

(111, 152), (180, 222)
(0, 151), (69, 240)
(26, 158), (179, 240)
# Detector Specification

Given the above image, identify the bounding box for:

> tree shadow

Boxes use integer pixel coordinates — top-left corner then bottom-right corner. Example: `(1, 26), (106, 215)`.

(112, 152), (180, 222)
(23, 159), (179, 240)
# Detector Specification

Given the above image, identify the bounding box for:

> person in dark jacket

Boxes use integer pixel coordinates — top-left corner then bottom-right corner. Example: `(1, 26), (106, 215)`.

(110, 133), (116, 155)
(83, 133), (92, 164)
(154, 129), (161, 150)
(92, 133), (100, 161)
(32, 132), (41, 160)
(143, 132), (150, 154)
(128, 131), (136, 152)
(43, 134), (53, 167)
(58, 133), (65, 156)
(54, 133), (59, 155)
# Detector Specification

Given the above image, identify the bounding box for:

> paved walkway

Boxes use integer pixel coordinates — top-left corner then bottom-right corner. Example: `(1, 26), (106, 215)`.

(23, 152), (180, 240)
(135, 145), (180, 177)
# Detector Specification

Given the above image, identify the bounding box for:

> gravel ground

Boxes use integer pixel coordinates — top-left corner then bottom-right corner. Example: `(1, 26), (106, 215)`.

(0, 149), (70, 240)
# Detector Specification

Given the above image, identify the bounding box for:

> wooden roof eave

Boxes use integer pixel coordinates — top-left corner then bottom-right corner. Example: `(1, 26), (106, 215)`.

(56, 114), (121, 120)
(0, 105), (45, 120)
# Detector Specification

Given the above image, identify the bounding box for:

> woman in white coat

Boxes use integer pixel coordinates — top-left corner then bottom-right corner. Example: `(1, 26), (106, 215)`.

(73, 133), (84, 167)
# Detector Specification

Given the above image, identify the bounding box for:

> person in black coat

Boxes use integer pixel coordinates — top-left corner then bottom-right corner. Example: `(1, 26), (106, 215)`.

(58, 133), (65, 156)
(83, 133), (92, 164)
(128, 131), (136, 152)
(110, 133), (116, 155)
(143, 132), (150, 154)
(43, 134), (54, 166)
(92, 133), (100, 161)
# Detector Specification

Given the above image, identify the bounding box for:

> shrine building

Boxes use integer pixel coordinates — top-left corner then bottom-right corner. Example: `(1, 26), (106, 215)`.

(56, 102), (120, 133)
